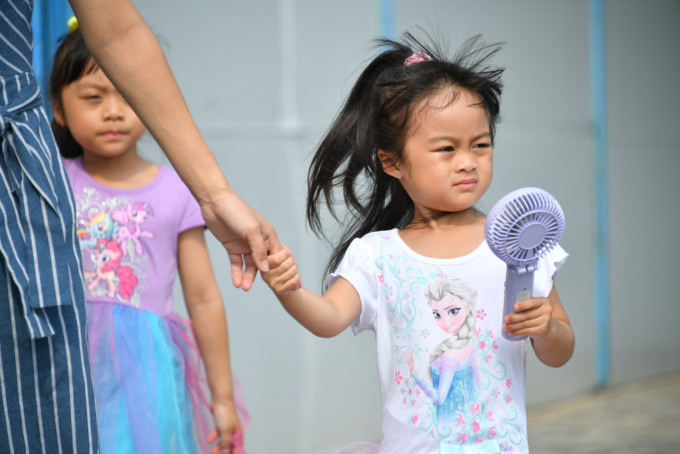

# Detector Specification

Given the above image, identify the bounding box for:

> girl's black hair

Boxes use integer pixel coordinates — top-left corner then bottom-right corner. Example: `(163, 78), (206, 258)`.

(49, 28), (98, 158)
(307, 32), (504, 280)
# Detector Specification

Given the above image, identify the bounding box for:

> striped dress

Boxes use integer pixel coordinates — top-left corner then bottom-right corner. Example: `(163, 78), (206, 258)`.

(0, 1), (99, 453)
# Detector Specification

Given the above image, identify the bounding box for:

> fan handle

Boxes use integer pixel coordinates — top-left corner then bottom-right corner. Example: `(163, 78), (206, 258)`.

(503, 267), (533, 341)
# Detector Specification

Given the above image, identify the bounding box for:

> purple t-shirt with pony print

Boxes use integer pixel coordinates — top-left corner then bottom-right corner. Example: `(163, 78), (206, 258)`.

(63, 157), (205, 317)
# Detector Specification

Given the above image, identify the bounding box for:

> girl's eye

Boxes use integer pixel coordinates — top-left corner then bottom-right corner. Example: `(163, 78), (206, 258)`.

(433, 311), (441, 319)
(448, 308), (460, 316)
(437, 146), (454, 152)
(473, 142), (491, 149)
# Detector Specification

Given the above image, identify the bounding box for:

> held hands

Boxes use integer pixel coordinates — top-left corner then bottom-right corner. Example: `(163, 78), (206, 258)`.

(207, 399), (243, 454)
(199, 187), (281, 291)
(260, 246), (302, 295)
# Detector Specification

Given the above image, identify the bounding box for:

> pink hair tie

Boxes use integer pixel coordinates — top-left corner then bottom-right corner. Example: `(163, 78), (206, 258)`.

(404, 52), (430, 67)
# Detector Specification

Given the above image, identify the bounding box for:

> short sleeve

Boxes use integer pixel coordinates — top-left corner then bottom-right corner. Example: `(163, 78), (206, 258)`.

(533, 243), (569, 298)
(326, 237), (379, 334)
(164, 167), (205, 233)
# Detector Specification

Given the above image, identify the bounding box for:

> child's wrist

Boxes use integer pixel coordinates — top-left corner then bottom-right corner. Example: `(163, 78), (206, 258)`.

(277, 285), (303, 300)
(211, 395), (235, 407)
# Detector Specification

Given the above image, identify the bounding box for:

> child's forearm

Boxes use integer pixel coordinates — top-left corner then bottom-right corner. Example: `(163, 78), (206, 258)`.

(188, 298), (235, 402)
(277, 287), (358, 338)
(531, 318), (575, 368)
(263, 249), (362, 337)
(178, 229), (236, 402)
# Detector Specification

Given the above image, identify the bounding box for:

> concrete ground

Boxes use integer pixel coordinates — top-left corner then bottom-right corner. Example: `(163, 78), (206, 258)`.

(527, 371), (680, 453)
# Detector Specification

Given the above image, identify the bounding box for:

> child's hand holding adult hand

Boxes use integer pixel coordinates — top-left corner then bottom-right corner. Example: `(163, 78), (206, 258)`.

(261, 247), (302, 296)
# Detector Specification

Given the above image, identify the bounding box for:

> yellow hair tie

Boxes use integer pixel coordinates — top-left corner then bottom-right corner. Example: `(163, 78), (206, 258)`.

(67, 16), (79, 34)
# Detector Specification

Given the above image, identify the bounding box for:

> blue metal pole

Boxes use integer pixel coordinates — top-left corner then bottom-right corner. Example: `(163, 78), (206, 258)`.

(32, 0), (73, 116)
(590, 0), (610, 388)
(379, 0), (395, 40)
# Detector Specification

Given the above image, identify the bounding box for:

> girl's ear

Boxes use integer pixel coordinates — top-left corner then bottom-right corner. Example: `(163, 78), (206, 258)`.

(52, 99), (67, 127)
(377, 149), (402, 179)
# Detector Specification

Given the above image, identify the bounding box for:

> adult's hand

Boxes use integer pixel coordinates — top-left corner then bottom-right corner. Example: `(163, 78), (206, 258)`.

(200, 188), (280, 291)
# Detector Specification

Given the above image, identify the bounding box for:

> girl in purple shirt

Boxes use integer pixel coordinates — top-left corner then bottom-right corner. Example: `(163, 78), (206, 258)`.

(51, 22), (246, 454)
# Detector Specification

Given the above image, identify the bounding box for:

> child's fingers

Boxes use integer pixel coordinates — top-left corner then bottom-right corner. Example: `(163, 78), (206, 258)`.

(207, 429), (219, 444)
(266, 250), (297, 276)
(508, 298), (550, 322)
(271, 264), (301, 295)
(261, 246), (302, 294)
(211, 445), (233, 454)
(503, 319), (537, 336)
(212, 444), (234, 454)
(267, 247), (294, 268)
(512, 297), (542, 314)
(504, 297), (553, 337)
(276, 257), (299, 280)
(207, 429), (238, 454)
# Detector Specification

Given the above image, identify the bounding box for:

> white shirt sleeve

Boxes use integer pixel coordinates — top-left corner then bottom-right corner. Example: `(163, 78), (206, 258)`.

(326, 237), (379, 334)
(533, 243), (569, 297)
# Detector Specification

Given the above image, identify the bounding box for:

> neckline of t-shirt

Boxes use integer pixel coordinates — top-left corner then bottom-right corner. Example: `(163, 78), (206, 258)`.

(389, 228), (488, 265)
(74, 156), (167, 194)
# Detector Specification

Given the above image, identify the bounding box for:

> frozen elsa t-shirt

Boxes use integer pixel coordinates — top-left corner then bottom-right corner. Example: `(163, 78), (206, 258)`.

(328, 229), (567, 454)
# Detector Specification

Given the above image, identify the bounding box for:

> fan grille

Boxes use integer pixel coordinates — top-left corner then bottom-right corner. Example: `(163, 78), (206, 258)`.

(485, 189), (565, 266)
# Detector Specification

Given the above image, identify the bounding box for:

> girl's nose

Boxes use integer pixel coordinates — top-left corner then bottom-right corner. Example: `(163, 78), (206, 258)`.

(454, 149), (477, 172)
(103, 97), (124, 121)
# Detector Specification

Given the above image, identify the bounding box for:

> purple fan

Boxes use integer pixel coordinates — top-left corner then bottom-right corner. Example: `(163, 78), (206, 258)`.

(484, 187), (565, 341)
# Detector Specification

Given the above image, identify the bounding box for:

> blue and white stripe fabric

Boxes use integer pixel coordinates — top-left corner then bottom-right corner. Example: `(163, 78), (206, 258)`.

(2, 4), (86, 340)
(0, 71), (87, 339)
(1, 1), (99, 452)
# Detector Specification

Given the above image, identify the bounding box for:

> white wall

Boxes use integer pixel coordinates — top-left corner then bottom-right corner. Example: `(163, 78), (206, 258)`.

(133, 1), (680, 452)
(606, 0), (680, 385)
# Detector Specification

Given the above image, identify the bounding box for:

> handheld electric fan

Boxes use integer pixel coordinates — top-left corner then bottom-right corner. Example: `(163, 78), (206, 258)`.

(484, 187), (565, 341)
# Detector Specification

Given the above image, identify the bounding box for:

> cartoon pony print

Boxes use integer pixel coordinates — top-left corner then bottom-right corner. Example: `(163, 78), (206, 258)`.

(112, 201), (154, 256)
(77, 211), (117, 249)
(84, 239), (138, 301)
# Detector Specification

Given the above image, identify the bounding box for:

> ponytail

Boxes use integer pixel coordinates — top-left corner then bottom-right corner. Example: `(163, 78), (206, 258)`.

(307, 31), (504, 282)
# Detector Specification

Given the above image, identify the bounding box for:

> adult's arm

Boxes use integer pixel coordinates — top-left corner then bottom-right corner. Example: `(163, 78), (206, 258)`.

(68, 0), (277, 290)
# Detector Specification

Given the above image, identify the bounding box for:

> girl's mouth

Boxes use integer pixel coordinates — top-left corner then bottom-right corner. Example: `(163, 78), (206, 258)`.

(102, 131), (124, 140)
(454, 179), (477, 190)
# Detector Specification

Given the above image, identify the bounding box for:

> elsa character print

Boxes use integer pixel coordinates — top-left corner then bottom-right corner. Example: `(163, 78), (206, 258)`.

(406, 276), (478, 423)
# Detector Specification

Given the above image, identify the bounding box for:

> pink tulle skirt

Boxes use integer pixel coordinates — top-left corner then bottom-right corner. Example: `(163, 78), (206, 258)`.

(87, 302), (248, 453)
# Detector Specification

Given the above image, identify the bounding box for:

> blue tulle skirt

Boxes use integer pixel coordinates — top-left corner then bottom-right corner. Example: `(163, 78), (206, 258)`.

(87, 302), (214, 453)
